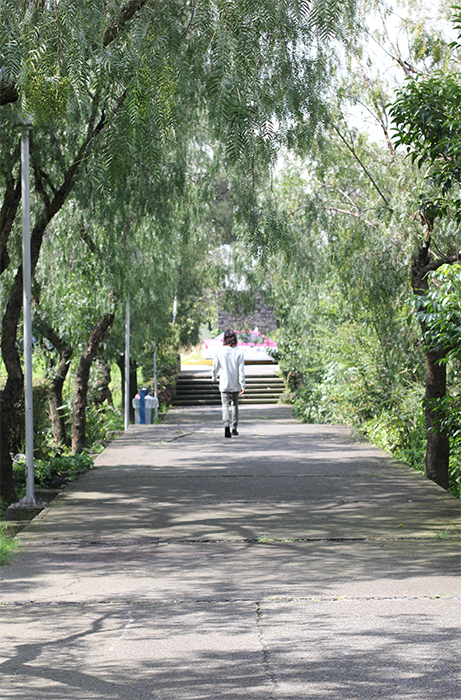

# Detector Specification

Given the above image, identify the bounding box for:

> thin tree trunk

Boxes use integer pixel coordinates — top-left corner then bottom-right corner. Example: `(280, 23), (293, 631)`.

(49, 349), (73, 446)
(0, 392), (20, 503)
(92, 353), (113, 407)
(0, 274), (25, 503)
(71, 312), (115, 454)
(412, 238), (450, 490)
(39, 323), (73, 446)
(0, 149), (21, 275)
(424, 348), (450, 489)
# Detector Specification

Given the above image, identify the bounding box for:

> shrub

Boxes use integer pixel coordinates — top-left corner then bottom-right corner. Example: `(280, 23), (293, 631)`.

(85, 404), (124, 450)
(12, 451), (94, 492)
(8, 380), (52, 458)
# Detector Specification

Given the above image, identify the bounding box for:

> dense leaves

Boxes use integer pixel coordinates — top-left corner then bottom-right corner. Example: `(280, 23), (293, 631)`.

(391, 73), (461, 220)
(414, 264), (461, 356)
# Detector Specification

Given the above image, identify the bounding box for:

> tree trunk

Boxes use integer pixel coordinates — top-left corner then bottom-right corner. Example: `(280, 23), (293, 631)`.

(49, 349), (73, 447)
(39, 324), (73, 446)
(0, 274), (25, 503)
(116, 354), (138, 423)
(71, 312), (115, 454)
(424, 348), (450, 489)
(0, 151), (21, 275)
(412, 239), (450, 490)
(92, 353), (113, 407)
(0, 387), (21, 504)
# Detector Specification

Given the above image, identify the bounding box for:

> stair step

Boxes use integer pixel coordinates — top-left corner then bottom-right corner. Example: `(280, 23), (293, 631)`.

(175, 379), (284, 386)
(175, 386), (283, 391)
(173, 400), (222, 406)
(175, 387), (281, 394)
(174, 400), (282, 405)
(172, 372), (286, 407)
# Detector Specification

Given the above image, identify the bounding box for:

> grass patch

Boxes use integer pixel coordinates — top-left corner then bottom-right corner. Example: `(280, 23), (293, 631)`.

(434, 527), (461, 539)
(256, 536), (296, 544)
(0, 528), (19, 566)
(13, 451), (94, 494)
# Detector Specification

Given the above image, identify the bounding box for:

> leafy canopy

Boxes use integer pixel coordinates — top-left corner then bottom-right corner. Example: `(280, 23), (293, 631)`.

(390, 9), (461, 223)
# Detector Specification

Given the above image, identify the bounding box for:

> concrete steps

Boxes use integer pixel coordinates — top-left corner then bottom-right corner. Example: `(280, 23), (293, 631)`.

(172, 374), (286, 406)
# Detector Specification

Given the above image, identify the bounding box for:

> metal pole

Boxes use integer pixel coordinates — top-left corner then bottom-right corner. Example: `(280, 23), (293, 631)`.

(124, 299), (130, 431)
(153, 340), (158, 421)
(20, 127), (36, 506)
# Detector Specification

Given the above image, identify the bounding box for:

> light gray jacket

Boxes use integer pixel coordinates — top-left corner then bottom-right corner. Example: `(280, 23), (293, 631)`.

(212, 345), (245, 393)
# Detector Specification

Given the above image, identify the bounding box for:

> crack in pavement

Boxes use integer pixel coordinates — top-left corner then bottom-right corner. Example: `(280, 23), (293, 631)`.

(255, 600), (279, 698)
(2, 594), (459, 607)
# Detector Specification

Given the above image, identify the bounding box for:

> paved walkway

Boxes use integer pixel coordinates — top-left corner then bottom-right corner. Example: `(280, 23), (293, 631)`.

(1, 405), (460, 699)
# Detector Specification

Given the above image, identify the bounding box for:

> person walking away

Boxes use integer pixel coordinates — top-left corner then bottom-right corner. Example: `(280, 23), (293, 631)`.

(212, 329), (245, 438)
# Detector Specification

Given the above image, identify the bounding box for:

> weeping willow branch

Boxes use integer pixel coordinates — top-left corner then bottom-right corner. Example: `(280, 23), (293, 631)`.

(333, 124), (391, 208)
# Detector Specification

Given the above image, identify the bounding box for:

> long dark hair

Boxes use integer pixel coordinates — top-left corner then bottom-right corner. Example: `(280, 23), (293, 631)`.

(223, 329), (237, 347)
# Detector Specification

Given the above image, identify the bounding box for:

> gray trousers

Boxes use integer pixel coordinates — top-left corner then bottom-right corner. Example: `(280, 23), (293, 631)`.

(221, 391), (239, 429)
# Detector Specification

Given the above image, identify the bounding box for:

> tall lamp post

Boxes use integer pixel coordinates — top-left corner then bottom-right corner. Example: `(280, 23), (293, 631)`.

(124, 299), (130, 431)
(20, 124), (37, 506)
(153, 340), (159, 421)
(5, 124), (46, 517)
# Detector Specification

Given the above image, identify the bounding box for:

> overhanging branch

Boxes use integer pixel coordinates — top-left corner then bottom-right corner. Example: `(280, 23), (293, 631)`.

(0, 0), (148, 107)
(333, 124), (391, 208)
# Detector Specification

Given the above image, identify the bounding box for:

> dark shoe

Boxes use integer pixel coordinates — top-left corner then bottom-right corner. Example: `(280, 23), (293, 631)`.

(232, 429), (239, 436)
(225, 426), (232, 438)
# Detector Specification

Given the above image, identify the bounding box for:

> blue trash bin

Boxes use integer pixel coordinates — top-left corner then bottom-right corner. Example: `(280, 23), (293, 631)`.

(139, 388), (149, 424)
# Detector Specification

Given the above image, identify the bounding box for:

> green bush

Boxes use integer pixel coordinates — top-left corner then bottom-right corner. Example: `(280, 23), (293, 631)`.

(12, 451), (94, 491)
(8, 380), (53, 458)
(361, 409), (426, 472)
(277, 319), (461, 498)
(85, 404), (124, 450)
(448, 438), (461, 499)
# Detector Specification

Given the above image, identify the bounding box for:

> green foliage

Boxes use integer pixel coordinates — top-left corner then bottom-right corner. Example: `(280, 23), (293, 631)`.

(389, 6), (461, 224)
(391, 72), (461, 220)
(361, 403), (427, 473)
(143, 348), (180, 408)
(0, 529), (18, 566)
(362, 403), (461, 499)
(6, 380), (52, 459)
(13, 451), (94, 491)
(448, 439), (461, 499)
(23, 53), (70, 125)
(238, 3), (461, 500)
(279, 314), (415, 427)
(410, 264), (461, 495)
(84, 405), (124, 450)
(413, 264), (461, 356)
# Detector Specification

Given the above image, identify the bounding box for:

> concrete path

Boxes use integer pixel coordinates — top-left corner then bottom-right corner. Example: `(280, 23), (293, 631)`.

(1, 405), (460, 699)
